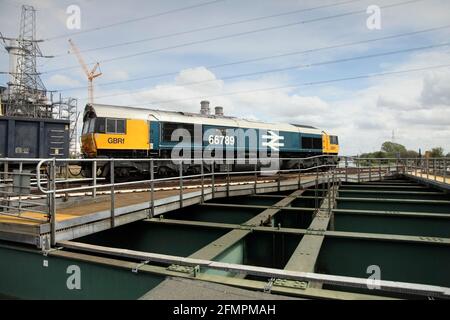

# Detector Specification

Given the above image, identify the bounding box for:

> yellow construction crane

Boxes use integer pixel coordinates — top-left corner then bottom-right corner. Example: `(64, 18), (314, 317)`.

(68, 39), (102, 104)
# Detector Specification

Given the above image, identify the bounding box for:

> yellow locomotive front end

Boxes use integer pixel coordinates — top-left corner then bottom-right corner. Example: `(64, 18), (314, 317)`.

(322, 132), (339, 155)
(81, 104), (150, 159)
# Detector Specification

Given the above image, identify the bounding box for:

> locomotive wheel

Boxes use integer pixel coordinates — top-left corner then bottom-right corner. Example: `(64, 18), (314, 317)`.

(81, 164), (93, 178)
(158, 166), (171, 177)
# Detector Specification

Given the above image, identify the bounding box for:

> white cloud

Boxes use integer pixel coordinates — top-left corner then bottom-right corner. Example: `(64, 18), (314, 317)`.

(91, 49), (450, 155)
(2, 0), (450, 156)
(421, 69), (450, 106)
(47, 74), (82, 87)
(103, 70), (129, 82)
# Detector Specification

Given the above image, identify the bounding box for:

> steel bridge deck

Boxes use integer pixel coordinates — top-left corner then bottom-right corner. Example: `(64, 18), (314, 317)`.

(0, 175), (323, 247)
(1, 167), (450, 299)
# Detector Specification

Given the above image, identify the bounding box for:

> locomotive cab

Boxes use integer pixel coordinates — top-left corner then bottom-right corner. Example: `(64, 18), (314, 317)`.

(322, 132), (339, 155)
(81, 107), (100, 157)
(81, 104), (150, 159)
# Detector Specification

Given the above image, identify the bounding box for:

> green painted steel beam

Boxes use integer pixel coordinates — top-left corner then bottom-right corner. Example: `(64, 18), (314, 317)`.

(337, 197), (450, 205)
(144, 218), (238, 230)
(284, 185), (339, 279)
(338, 190), (445, 195)
(47, 248), (392, 300)
(243, 189), (306, 227)
(352, 180), (419, 185)
(145, 215), (450, 246)
(201, 202), (316, 212)
(189, 189), (305, 260)
(332, 208), (450, 219)
(252, 226), (450, 246)
(251, 194), (286, 198)
(404, 174), (450, 192)
(189, 229), (250, 260)
(324, 230), (450, 245)
(0, 243), (164, 299)
(55, 241), (450, 298)
(340, 185), (427, 189)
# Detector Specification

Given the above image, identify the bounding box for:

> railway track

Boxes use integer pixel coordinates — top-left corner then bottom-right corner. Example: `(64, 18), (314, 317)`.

(4, 171), (323, 203)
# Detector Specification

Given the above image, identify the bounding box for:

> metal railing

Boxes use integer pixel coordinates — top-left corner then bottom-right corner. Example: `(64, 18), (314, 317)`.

(1, 155), (448, 247)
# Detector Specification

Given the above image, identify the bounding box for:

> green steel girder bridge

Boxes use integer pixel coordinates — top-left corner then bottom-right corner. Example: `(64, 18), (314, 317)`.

(0, 156), (449, 299)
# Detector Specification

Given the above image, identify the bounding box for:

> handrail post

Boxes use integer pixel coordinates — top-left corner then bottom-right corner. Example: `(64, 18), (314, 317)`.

(179, 161), (183, 208)
(200, 161), (204, 204)
(330, 171), (336, 231)
(18, 162), (23, 214)
(254, 162), (258, 194)
(426, 159), (429, 180)
(369, 159), (372, 181)
(226, 162), (230, 198)
(211, 162), (215, 198)
(419, 158), (422, 178)
(277, 165), (281, 192)
(49, 159), (56, 247)
(378, 159), (382, 181)
(357, 159), (360, 183)
(110, 159), (115, 228)
(421, 158), (424, 178)
(298, 159), (301, 189)
(4, 160), (8, 182)
(315, 159), (319, 213)
(444, 158), (447, 184)
(434, 159), (437, 181)
(414, 158), (417, 176)
(92, 160), (97, 198)
(150, 159), (154, 218)
(64, 162), (69, 201)
(327, 173), (331, 216)
(316, 158), (319, 181)
(345, 157), (348, 182)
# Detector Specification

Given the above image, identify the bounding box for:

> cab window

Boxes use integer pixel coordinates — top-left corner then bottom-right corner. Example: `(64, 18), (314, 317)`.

(106, 118), (126, 134)
(96, 118), (106, 133)
(82, 120), (89, 135)
(82, 118), (95, 134)
(106, 119), (115, 133)
(330, 136), (339, 145)
(116, 120), (125, 134)
(88, 118), (96, 133)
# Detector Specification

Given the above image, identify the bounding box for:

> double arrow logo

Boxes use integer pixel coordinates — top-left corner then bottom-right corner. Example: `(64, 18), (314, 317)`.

(262, 130), (285, 151)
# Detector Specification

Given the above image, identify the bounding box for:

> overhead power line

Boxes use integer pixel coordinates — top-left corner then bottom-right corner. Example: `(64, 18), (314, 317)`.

(42, 0), (426, 74)
(82, 41), (450, 101)
(126, 63), (450, 107)
(52, 0), (364, 56)
(53, 24), (450, 93)
(45, 0), (227, 41)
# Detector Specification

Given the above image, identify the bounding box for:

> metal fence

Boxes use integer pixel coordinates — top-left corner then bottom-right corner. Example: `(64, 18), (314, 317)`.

(0, 155), (448, 246)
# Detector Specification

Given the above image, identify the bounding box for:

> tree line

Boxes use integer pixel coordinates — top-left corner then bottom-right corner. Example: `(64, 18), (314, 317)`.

(359, 141), (450, 158)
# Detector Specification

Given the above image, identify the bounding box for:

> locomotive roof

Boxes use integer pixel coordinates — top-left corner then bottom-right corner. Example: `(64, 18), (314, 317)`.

(85, 103), (324, 135)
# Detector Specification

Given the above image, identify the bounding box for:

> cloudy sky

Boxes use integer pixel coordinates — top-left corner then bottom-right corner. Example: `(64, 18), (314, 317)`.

(1, 0), (450, 155)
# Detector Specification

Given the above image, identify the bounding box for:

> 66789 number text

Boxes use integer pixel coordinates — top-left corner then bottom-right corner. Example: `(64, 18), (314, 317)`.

(207, 135), (235, 145)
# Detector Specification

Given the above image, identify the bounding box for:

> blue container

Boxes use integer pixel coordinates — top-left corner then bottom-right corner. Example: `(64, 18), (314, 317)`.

(0, 116), (70, 158)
